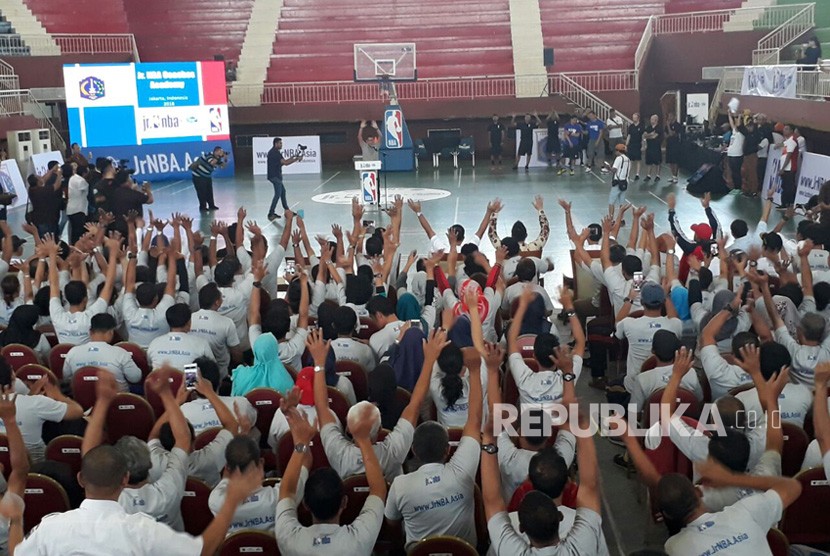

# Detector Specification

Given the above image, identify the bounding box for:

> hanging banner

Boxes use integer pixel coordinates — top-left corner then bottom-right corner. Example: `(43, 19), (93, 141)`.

(794, 152), (830, 206)
(0, 159), (28, 210)
(741, 65), (798, 99)
(760, 145), (784, 204)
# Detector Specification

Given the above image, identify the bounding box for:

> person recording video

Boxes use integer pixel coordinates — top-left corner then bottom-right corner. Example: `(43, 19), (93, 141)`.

(190, 145), (228, 213)
(267, 137), (303, 220)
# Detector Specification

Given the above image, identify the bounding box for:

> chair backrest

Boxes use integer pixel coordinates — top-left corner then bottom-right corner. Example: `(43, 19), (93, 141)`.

(340, 474), (371, 524)
(0, 434), (10, 480)
(106, 393), (155, 442)
(781, 466), (830, 545)
(219, 530), (279, 556)
(334, 360), (369, 402)
(515, 334), (537, 357)
(502, 369), (519, 407)
(643, 386), (701, 427)
(408, 536), (478, 556)
(277, 432), (329, 475)
(181, 476), (213, 536)
(244, 388), (284, 441)
(71, 366), (101, 410)
(48, 343), (74, 380)
(45, 435), (84, 478)
(23, 473), (71, 534)
(15, 364), (56, 387)
(447, 427), (464, 459)
(644, 433), (694, 522)
(781, 422), (810, 477)
(144, 369), (183, 417)
(640, 355), (658, 372)
(569, 248), (601, 301)
(357, 317), (380, 341)
(1, 344), (38, 371)
(37, 324), (58, 348)
(327, 386), (351, 424)
(193, 427), (222, 451)
(394, 387), (411, 409)
(767, 528), (789, 556)
(116, 341), (151, 379)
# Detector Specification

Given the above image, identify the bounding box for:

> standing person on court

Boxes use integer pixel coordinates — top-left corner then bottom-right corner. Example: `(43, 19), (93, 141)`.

(726, 110), (746, 193)
(487, 115), (506, 166)
(189, 146), (227, 213)
(511, 112), (541, 170)
(664, 113), (683, 184)
(267, 137), (303, 221)
(643, 114), (663, 183)
(544, 109), (561, 168)
(607, 144), (631, 215)
(626, 112), (645, 181)
(358, 120), (381, 162)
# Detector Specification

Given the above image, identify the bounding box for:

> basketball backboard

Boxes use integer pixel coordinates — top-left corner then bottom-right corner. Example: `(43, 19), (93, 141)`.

(353, 43), (417, 82)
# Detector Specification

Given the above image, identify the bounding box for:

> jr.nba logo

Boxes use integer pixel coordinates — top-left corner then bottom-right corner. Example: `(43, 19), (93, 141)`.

(361, 171), (378, 204)
(385, 109), (403, 149)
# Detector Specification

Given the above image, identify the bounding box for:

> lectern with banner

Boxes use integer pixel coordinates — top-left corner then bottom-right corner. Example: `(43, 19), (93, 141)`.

(355, 159), (382, 206)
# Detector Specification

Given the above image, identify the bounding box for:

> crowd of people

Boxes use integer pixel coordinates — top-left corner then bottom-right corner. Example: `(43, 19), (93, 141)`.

(1, 121), (830, 555)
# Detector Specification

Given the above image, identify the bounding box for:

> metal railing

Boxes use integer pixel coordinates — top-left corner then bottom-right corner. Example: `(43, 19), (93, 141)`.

(0, 33), (138, 58)
(0, 89), (66, 152)
(752, 4), (815, 65)
(549, 74), (633, 124)
(0, 60), (19, 90)
(718, 64), (830, 100)
(557, 70), (637, 92)
(634, 15), (655, 88)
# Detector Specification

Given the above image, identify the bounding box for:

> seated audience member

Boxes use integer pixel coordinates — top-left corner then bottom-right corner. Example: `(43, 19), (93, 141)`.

(367, 295), (404, 359)
(10, 430), (262, 554)
(502, 258), (554, 315)
(63, 313), (142, 391)
(698, 305), (758, 400)
(384, 334), (483, 549)
(396, 291), (435, 335)
(407, 197), (485, 253)
(508, 286), (585, 406)
(690, 277), (750, 352)
(429, 341), (488, 428)
(310, 329), (425, 481)
(82, 369), (190, 531)
(47, 235), (119, 344)
(487, 194), (550, 253)
(388, 326), (426, 391)
(274, 401), (387, 555)
(147, 303), (214, 371)
(268, 371), (334, 449)
(667, 192), (721, 283)
(367, 363), (404, 430)
(149, 373), (239, 488)
(210, 435), (308, 535)
(615, 282), (682, 391)
(0, 357), (83, 463)
(189, 282), (242, 380)
(629, 330), (703, 412)
(230, 333), (294, 397)
(180, 357), (257, 435)
(0, 304), (51, 362)
(121, 246), (179, 348)
(482, 358), (606, 555)
(0, 388), (29, 554)
(330, 305), (376, 372)
(199, 254), (255, 352)
(727, 192), (775, 253)
(814, 363), (830, 480)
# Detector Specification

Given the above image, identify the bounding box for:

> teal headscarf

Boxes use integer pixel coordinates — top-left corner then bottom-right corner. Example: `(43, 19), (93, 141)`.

(230, 333), (294, 396)
(396, 292), (427, 332)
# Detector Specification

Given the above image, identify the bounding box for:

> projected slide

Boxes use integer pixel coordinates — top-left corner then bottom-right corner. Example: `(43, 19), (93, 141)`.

(64, 61), (230, 148)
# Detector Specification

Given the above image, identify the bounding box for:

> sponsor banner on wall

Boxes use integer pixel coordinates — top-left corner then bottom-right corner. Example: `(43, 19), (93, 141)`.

(99, 140), (234, 181)
(761, 145), (784, 204)
(794, 152), (830, 206)
(741, 65), (797, 99)
(0, 159), (28, 210)
(252, 136), (322, 176)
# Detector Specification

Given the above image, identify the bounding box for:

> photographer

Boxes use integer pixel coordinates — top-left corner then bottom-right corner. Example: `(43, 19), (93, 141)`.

(266, 137), (303, 220)
(189, 146), (227, 213)
(110, 170), (153, 233)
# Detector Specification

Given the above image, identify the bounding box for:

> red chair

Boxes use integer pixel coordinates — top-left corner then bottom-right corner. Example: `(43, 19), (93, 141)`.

(357, 317), (380, 341)
(642, 386), (701, 427)
(37, 325), (58, 348)
(0, 434), (10, 480)
(502, 369), (519, 407)
(341, 474), (371, 524)
(144, 369), (183, 417)
(508, 479), (579, 513)
(71, 366), (102, 410)
(23, 473), (70, 534)
(15, 364), (56, 387)
(640, 355), (658, 372)
(106, 393), (155, 442)
(446, 427), (464, 459)
(277, 433), (329, 475)
(767, 528), (789, 556)
(335, 360), (368, 402)
(181, 476), (212, 536)
(644, 433), (695, 522)
(219, 530), (279, 556)
(515, 334), (537, 356)
(781, 422), (809, 477)
(327, 386), (351, 424)
(395, 387), (411, 409)
(194, 427), (222, 451)
(781, 467), (830, 545)
(244, 388), (283, 441)
(45, 435), (84, 478)
(408, 536), (477, 556)
(1, 344), (39, 371)
(116, 341), (151, 379)
(48, 343), (74, 380)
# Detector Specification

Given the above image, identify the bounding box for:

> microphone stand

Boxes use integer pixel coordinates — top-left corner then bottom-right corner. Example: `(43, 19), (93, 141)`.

(380, 150), (389, 210)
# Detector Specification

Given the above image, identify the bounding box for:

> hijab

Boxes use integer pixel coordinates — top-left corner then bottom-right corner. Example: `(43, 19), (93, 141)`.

(390, 327), (426, 391)
(396, 292), (427, 332)
(230, 333), (294, 396)
(368, 363), (402, 430)
(520, 294), (547, 335)
(0, 305), (42, 348)
(671, 286), (691, 321)
(448, 315), (473, 348)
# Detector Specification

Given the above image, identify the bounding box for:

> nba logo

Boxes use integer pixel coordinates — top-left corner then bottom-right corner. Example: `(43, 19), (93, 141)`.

(361, 171), (377, 204)
(385, 109), (403, 149)
(209, 107), (223, 133)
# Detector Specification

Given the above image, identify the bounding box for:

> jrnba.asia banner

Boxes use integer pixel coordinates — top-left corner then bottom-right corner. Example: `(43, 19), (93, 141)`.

(741, 65), (797, 99)
(251, 136), (322, 176)
(761, 145), (830, 206)
(101, 140), (234, 182)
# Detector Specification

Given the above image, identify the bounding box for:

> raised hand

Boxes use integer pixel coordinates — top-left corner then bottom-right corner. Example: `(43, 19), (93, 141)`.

(488, 199), (503, 214)
(667, 193), (676, 211)
(557, 198), (571, 212)
(423, 327), (451, 361)
(671, 347), (694, 377)
(736, 344), (761, 377)
(304, 329), (331, 363)
(95, 371), (119, 404)
(237, 207), (247, 221)
(0, 390), (16, 422)
(283, 405), (317, 446)
(245, 220), (262, 237)
(407, 199), (422, 214)
(532, 195), (544, 211)
(331, 224), (343, 240)
(483, 342), (505, 370)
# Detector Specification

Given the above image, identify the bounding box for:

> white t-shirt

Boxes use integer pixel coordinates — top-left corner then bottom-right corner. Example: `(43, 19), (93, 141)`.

(121, 293), (175, 349)
(487, 508), (604, 556)
(773, 325), (830, 386)
(369, 320), (404, 359)
(320, 418), (414, 481)
(331, 337), (377, 373)
(735, 383), (813, 427)
(508, 353), (583, 407)
(49, 297), (108, 345)
(267, 404), (321, 449)
(606, 116), (624, 139)
(275, 494), (384, 556)
(701, 451), (781, 512)
(781, 137), (798, 171)
(147, 332), (214, 372)
(615, 315), (683, 389)
(429, 365), (489, 428)
(147, 430), (232, 488)
(118, 446), (188, 531)
(66, 174), (89, 216)
(665, 490), (783, 556)
(727, 129), (745, 157)
(630, 364), (703, 412)
(0, 393), (68, 462)
(699, 345), (754, 401)
(496, 431), (576, 504)
(502, 283), (553, 314)
(612, 154), (630, 180)
(63, 341), (142, 391)
(385, 436), (480, 547)
(189, 309), (240, 378)
(602, 264), (661, 315)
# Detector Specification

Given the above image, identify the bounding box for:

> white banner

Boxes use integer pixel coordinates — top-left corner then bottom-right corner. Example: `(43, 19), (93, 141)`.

(28, 151), (64, 177)
(761, 145), (784, 204)
(515, 129), (559, 168)
(795, 152), (830, 206)
(741, 65), (797, 99)
(0, 159), (28, 210)
(252, 136), (321, 176)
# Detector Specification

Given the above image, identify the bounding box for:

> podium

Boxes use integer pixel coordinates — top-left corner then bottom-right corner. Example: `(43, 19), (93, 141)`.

(354, 158), (383, 206)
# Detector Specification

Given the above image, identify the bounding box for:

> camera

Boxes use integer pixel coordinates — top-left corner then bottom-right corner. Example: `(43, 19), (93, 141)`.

(297, 144), (308, 152)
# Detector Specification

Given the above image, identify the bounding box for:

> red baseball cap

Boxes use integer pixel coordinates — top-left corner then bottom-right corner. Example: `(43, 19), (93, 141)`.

(294, 367), (315, 406)
(690, 223), (712, 240)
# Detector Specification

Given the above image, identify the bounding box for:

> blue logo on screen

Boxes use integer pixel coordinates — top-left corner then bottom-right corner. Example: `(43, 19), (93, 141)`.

(79, 76), (105, 101)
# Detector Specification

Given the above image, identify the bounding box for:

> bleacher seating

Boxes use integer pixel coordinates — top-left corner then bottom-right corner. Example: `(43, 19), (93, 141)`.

(266, 0), (513, 83)
(23, 0), (130, 33)
(665, 0), (743, 14)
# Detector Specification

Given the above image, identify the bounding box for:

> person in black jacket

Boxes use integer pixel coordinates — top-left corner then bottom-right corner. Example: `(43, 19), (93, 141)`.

(266, 137), (303, 220)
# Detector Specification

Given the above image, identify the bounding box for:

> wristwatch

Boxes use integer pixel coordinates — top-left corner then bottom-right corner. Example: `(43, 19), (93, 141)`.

(623, 297), (633, 304)
(562, 373), (576, 382)
(563, 310), (576, 318)
(252, 281), (262, 289)
(667, 249), (675, 256)
(294, 444), (309, 453)
(481, 443), (498, 455)
(313, 365), (324, 373)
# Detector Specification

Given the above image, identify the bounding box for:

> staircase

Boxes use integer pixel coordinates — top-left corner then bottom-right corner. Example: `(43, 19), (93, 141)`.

(507, 0), (547, 97)
(229, 0), (284, 107)
(0, 0), (56, 54)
